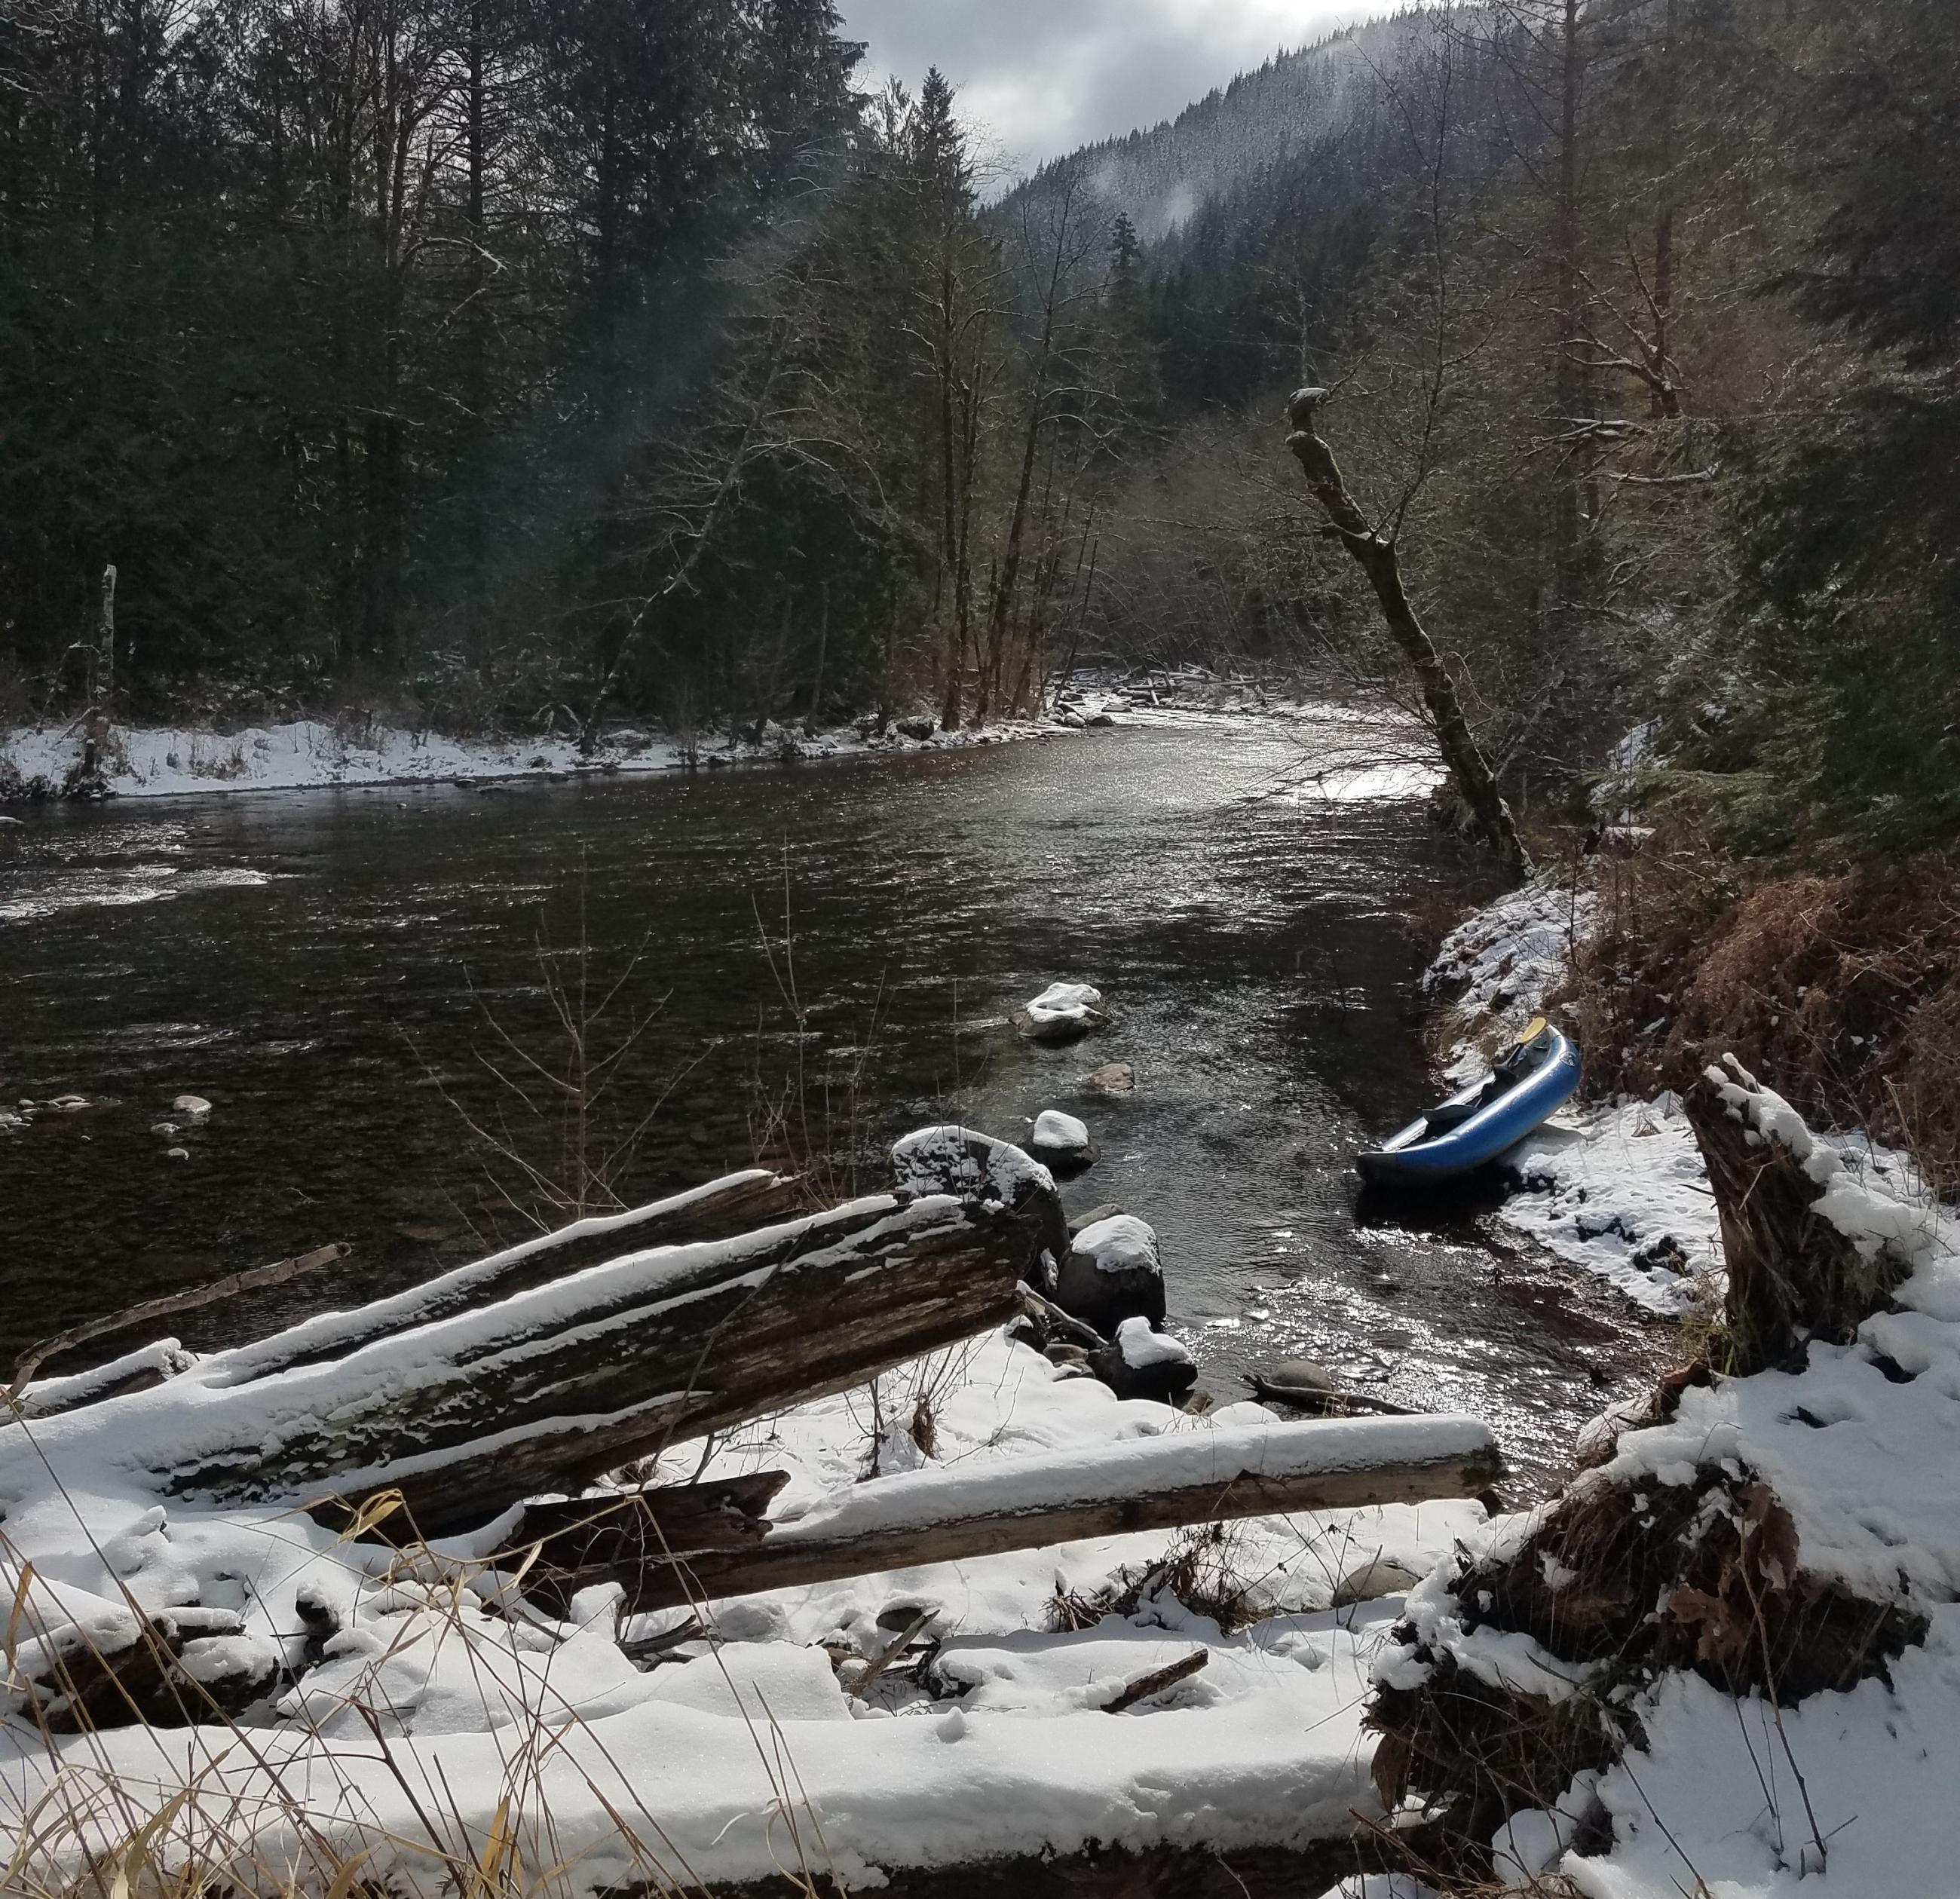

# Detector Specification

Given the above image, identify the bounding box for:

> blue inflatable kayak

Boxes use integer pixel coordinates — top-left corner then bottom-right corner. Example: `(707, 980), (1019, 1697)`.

(1358, 1021), (1581, 1187)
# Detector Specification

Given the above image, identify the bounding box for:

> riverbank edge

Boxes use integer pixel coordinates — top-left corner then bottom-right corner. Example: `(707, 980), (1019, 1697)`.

(1376, 875), (1960, 1897)
(0, 670), (1352, 807)
(0, 709), (1059, 805)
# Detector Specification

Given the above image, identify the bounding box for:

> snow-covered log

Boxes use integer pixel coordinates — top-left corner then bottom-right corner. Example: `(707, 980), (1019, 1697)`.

(1, 1179), (1053, 1538)
(544, 1415), (1502, 1614)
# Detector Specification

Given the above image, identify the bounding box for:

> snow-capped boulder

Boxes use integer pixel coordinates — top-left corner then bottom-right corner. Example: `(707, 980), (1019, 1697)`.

(1089, 1316), (1196, 1405)
(1018, 981), (1109, 1045)
(1027, 1108), (1096, 1172)
(171, 1094), (212, 1123)
(1055, 1213), (1165, 1334)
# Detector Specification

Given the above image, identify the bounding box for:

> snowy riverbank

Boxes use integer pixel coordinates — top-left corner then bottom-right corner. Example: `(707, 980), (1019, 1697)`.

(0, 1320), (1487, 1892)
(1395, 875), (1960, 1896)
(0, 668), (1361, 804)
(0, 712), (1056, 803)
(1430, 882), (1935, 1320)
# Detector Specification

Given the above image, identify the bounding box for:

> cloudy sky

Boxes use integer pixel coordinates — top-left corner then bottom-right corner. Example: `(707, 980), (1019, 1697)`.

(837, 2), (1397, 174)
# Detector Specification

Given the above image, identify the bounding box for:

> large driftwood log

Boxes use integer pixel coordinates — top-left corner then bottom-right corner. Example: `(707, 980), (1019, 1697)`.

(7, 1143), (1058, 1537)
(530, 1416), (1502, 1615)
(1684, 1055), (1906, 1374)
(9, 1173), (804, 1421)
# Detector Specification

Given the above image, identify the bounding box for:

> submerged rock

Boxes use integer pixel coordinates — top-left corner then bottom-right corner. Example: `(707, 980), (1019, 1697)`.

(1068, 1202), (1122, 1236)
(1027, 1109), (1096, 1172)
(1080, 1061), (1135, 1098)
(1055, 1212), (1165, 1334)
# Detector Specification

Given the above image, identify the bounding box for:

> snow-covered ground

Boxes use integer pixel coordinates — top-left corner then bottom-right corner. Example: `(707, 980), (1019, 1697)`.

(0, 1323), (1488, 1893)
(0, 711), (1056, 802)
(1413, 877), (1960, 1895)
(1388, 1065), (1960, 1898)
(0, 670), (1420, 806)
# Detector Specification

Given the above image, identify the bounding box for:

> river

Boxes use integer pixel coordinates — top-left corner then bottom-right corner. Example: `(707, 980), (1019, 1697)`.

(0, 712), (1663, 1487)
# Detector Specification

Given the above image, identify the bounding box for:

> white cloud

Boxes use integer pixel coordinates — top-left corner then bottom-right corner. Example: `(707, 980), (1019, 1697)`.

(838, 0), (1397, 172)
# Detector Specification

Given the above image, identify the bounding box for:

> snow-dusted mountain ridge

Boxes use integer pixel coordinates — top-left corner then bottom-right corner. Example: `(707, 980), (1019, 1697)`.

(1002, 9), (1432, 240)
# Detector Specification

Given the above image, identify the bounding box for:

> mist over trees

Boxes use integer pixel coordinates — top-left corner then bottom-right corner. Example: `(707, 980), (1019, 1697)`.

(2, 0), (1952, 856)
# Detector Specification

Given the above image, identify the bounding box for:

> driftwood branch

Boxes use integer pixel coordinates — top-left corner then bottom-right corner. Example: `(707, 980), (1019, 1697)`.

(1103, 1648), (1208, 1713)
(9, 1244), (349, 1402)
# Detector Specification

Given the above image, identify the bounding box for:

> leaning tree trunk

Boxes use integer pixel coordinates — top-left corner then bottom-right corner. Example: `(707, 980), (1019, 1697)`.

(1684, 1055), (1908, 1375)
(1283, 389), (1530, 875)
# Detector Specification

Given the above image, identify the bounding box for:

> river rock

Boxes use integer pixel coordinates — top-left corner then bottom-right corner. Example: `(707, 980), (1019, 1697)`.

(171, 1095), (213, 1124)
(1267, 1357), (1337, 1394)
(47, 1093), (90, 1113)
(1089, 1317), (1196, 1405)
(1068, 1202), (1122, 1236)
(1016, 982), (1109, 1046)
(1055, 1213), (1165, 1334)
(1027, 1109), (1095, 1172)
(1080, 1061), (1135, 1098)
(1084, 712), (1116, 728)
(150, 1122), (179, 1140)
(896, 716), (936, 742)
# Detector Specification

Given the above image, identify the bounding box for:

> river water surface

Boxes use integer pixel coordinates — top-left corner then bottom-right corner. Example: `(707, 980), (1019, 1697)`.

(0, 714), (1663, 1486)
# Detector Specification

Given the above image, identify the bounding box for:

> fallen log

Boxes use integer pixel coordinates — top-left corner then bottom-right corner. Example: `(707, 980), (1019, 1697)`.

(1245, 1374), (1420, 1419)
(204, 1168), (807, 1386)
(533, 1414), (1502, 1615)
(5, 1172), (1052, 1537)
(8, 1173), (804, 1423)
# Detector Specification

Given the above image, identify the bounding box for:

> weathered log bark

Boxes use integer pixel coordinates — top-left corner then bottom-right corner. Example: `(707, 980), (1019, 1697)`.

(501, 1472), (791, 1606)
(1283, 389), (1530, 875)
(1684, 1055), (1906, 1374)
(213, 1169), (806, 1386)
(8, 1182), (1051, 1538)
(534, 1416), (1502, 1616)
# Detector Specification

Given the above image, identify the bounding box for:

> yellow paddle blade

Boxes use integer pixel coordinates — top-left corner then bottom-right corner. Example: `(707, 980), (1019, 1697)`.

(1517, 1015), (1548, 1046)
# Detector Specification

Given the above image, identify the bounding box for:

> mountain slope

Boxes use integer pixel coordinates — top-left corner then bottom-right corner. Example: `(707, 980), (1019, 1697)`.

(1006, 9), (1430, 240)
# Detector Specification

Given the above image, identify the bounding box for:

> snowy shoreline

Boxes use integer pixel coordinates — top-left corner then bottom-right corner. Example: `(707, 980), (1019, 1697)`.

(0, 671), (1377, 807)
(1380, 876), (1960, 1898)
(0, 711), (1058, 804)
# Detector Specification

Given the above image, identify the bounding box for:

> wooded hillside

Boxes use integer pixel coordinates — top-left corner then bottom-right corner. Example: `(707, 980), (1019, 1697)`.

(4, 0), (1954, 868)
